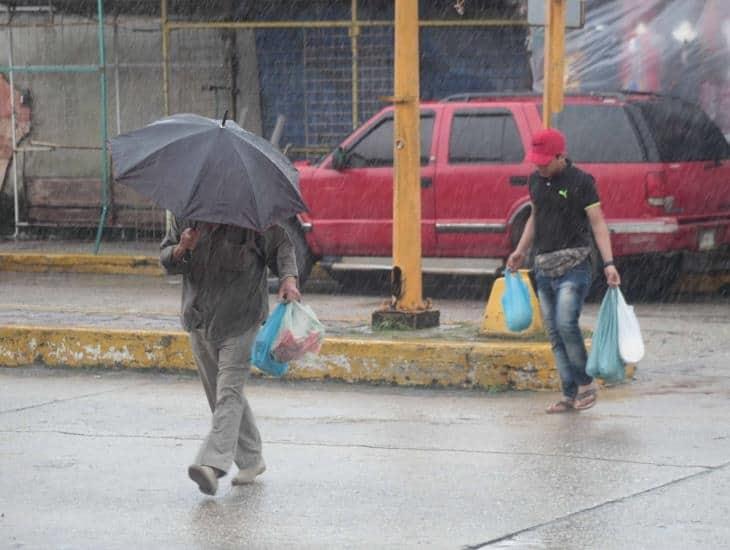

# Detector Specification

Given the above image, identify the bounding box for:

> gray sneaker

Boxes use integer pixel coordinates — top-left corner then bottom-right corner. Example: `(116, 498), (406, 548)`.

(188, 464), (218, 495)
(232, 458), (266, 485)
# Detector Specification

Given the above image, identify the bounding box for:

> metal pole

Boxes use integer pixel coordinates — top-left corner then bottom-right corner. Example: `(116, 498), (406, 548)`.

(542, 0), (566, 128)
(0, 65), (100, 73)
(167, 19), (529, 31)
(349, 0), (360, 129)
(542, 0), (551, 128)
(161, 0), (172, 233)
(93, 0), (110, 254)
(161, 0), (170, 116)
(392, 0), (425, 311)
(7, 24), (20, 238)
(113, 16), (121, 134)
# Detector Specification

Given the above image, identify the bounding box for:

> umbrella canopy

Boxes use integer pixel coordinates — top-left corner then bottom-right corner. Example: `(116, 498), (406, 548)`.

(110, 113), (307, 232)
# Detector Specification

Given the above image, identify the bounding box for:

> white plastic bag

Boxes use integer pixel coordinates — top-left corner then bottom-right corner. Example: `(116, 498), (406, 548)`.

(616, 288), (645, 363)
(271, 301), (325, 363)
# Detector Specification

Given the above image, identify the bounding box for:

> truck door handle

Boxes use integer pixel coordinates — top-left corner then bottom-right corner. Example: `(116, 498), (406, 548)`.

(421, 177), (433, 189)
(510, 176), (528, 186)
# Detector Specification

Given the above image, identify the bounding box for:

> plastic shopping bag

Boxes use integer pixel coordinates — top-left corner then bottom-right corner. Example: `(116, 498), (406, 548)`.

(586, 287), (625, 382)
(251, 303), (289, 377)
(271, 301), (326, 363)
(501, 270), (533, 332)
(616, 288), (645, 363)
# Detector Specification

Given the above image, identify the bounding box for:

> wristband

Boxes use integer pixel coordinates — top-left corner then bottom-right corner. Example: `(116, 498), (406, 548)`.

(603, 260), (614, 268)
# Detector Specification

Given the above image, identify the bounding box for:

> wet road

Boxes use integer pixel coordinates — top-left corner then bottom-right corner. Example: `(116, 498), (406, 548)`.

(2, 357), (730, 549)
(1, 272), (730, 548)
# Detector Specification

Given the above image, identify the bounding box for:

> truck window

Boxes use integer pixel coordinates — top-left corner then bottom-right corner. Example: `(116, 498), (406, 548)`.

(547, 104), (645, 163)
(346, 114), (434, 168)
(448, 112), (524, 163)
(633, 99), (730, 162)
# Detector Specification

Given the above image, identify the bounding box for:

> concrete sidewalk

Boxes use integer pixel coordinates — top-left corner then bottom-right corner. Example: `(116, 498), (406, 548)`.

(1, 239), (727, 391)
(0, 238), (162, 275)
(0, 238), (563, 390)
(0, 269), (560, 391)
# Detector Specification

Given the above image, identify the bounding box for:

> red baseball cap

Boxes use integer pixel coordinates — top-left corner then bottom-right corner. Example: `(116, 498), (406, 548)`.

(528, 128), (566, 165)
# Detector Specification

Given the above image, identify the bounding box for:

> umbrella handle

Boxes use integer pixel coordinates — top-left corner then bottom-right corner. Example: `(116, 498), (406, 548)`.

(221, 110), (229, 128)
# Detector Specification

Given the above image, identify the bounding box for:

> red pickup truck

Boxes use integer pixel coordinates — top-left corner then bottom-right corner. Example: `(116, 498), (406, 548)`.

(286, 92), (730, 298)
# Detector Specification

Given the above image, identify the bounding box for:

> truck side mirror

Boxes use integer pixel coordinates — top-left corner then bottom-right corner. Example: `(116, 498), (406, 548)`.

(331, 147), (347, 170)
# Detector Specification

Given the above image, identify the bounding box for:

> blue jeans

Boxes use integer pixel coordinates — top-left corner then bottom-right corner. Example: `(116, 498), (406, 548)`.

(535, 260), (593, 399)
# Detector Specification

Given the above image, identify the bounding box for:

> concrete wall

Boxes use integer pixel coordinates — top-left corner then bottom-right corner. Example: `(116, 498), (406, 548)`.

(0, 14), (262, 226)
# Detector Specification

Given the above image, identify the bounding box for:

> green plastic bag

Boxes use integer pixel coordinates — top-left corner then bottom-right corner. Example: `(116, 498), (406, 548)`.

(586, 287), (625, 382)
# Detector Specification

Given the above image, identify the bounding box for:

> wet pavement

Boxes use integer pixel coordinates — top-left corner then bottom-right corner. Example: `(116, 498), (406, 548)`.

(1, 270), (729, 341)
(2, 356), (729, 549)
(0, 238), (160, 256)
(1, 271), (730, 548)
(0, 271), (489, 337)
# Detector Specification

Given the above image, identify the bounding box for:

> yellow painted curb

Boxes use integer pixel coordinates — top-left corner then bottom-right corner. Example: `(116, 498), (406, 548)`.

(0, 324), (567, 391)
(0, 325), (191, 369)
(0, 253), (332, 281)
(676, 272), (730, 294)
(0, 253), (162, 276)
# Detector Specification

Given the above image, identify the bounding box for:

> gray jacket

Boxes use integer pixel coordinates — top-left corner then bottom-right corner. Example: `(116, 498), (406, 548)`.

(160, 217), (298, 341)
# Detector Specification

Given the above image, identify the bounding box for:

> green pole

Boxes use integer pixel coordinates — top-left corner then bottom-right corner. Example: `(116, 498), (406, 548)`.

(0, 65), (100, 73)
(93, 0), (110, 254)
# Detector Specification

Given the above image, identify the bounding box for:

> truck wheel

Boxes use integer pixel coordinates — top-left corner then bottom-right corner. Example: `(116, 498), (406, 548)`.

(586, 241), (606, 300)
(620, 256), (681, 302)
(279, 218), (315, 284)
(510, 208), (535, 270)
(509, 208), (538, 291)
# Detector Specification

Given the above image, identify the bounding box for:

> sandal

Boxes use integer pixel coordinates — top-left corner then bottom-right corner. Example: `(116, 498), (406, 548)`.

(546, 399), (575, 414)
(574, 388), (597, 411)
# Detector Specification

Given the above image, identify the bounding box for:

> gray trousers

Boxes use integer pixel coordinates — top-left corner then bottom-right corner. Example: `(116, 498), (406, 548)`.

(189, 327), (262, 473)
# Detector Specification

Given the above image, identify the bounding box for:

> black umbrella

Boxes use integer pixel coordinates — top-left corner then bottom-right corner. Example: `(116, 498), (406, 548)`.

(110, 112), (307, 232)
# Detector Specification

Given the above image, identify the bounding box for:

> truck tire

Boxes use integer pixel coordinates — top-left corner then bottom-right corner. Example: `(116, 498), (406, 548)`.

(587, 242), (606, 300)
(619, 255), (681, 302)
(279, 218), (315, 284)
(510, 207), (535, 270)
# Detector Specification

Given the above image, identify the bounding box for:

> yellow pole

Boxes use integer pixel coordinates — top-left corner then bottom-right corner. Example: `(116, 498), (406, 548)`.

(350, 0), (360, 129)
(393, 0), (425, 311)
(542, 0), (566, 128)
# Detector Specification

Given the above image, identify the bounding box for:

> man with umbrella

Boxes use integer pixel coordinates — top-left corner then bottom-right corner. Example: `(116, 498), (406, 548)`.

(111, 113), (308, 495)
(161, 218), (299, 495)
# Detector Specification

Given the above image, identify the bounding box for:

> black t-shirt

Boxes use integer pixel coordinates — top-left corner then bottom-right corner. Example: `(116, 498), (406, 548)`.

(528, 161), (600, 255)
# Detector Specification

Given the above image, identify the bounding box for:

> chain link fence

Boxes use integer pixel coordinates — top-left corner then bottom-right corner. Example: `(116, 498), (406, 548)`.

(1, 1), (531, 241)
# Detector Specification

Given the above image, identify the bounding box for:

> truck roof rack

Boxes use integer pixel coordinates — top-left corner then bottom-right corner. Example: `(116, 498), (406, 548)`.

(617, 89), (665, 97)
(440, 92), (540, 102)
(440, 90), (670, 103)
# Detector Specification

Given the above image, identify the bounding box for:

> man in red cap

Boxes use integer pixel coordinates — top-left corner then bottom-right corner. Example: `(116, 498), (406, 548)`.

(507, 128), (620, 413)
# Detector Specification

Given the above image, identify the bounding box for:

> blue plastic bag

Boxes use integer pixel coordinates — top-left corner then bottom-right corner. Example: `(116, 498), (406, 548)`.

(250, 302), (289, 377)
(586, 287), (625, 382)
(501, 270), (533, 332)
(271, 301), (326, 362)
